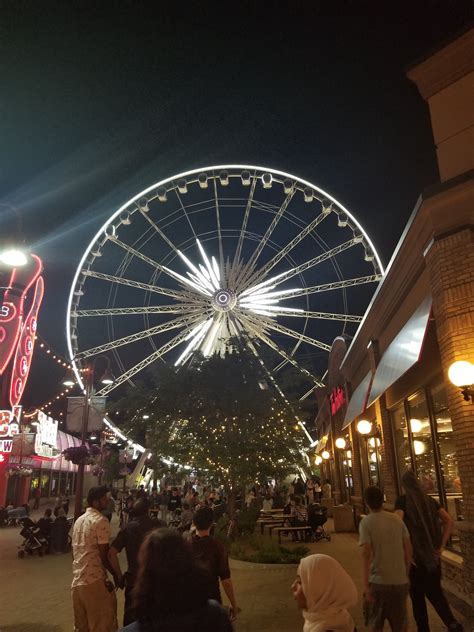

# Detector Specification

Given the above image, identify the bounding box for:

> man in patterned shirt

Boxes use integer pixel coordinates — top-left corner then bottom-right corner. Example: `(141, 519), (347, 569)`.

(71, 485), (119, 631)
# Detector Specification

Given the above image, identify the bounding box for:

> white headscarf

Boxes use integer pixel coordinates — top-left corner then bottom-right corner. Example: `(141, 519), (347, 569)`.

(298, 554), (358, 632)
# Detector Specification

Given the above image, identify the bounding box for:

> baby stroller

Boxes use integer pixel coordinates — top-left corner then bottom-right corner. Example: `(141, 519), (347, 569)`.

(307, 503), (331, 542)
(168, 507), (182, 529)
(17, 517), (49, 557)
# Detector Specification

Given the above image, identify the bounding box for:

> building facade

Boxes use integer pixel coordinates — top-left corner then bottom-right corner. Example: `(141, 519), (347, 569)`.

(315, 28), (474, 603)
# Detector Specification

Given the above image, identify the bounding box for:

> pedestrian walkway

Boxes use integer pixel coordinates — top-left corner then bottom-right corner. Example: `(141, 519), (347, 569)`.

(0, 516), (470, 631)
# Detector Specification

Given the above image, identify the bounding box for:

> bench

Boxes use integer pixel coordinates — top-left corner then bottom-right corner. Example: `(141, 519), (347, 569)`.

(256, 518), (286, 535)
(274, 526), (312, 544)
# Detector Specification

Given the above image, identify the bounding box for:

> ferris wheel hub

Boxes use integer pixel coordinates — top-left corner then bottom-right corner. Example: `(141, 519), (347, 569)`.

(211, 289), (237, 312)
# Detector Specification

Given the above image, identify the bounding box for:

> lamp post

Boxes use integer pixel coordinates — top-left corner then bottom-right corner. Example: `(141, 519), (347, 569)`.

(71, 356), (113, 520)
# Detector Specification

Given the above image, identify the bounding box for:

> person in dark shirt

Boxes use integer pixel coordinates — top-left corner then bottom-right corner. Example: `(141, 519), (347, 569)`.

(191, 506), (239, 622)
(119, 529), (231, 632)
(395, 470), (463, 632)
(167, 488), (182, 513)
(108, 499), (160, 626)
(37, 508), (53, 538)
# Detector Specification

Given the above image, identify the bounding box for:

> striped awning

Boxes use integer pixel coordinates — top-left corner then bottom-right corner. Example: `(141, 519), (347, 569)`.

(342, 371), (373, 430)
(367, 295), (432, 407)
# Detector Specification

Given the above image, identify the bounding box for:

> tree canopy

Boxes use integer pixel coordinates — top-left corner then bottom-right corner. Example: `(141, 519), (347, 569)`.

(109, 347), (310, 496)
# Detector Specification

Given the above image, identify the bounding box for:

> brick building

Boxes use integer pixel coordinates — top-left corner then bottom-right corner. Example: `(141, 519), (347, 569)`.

(314, 28), (473, 604)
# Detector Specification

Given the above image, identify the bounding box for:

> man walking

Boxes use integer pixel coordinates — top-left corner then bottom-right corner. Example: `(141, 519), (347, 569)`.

(191, 505), (239, 622)
(108, 498), (159, 626)
(359, 486), (412, 631)
(71, 485), (118, 632)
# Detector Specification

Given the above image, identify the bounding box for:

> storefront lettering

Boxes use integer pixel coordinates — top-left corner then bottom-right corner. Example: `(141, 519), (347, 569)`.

(0, 439), (13, 453)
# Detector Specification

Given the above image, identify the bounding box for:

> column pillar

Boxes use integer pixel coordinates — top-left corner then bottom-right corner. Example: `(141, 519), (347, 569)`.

(425, 225), (474, 598)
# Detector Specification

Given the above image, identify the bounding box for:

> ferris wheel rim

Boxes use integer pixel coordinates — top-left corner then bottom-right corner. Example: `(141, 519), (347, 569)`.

(66, 164), (385, 390)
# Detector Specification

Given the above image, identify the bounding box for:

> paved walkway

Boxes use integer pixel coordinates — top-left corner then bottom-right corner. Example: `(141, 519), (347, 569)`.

(0, 512), (471, 631)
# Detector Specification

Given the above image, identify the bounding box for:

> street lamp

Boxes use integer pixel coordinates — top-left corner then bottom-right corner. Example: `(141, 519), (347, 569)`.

(448, 360), (474, 403)
(73, 355), (114, 519)
(0, 248), (28, 267)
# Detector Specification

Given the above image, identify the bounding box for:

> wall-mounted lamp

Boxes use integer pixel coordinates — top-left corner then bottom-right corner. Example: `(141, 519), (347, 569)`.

(322, 450), (330, 460)
(315, 455), (323, 465)
(335, 437), (347, 449)
(357, 419), (372, 435)
(448, 360), (474, 403)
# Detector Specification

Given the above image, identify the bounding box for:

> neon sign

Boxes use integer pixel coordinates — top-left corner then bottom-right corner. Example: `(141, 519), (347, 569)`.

(330, 386), (346, 416)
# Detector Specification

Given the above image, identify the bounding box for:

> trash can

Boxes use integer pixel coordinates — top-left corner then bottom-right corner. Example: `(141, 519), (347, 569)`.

(333, 504), (356, 532)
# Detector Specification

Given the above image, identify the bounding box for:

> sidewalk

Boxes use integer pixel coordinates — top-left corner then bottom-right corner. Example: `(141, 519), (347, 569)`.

(0, 516), (471, 631)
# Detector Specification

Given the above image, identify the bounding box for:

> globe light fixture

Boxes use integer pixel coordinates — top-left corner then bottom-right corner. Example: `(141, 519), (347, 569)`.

(0, 248), (28, 267)
(335, 437), (346, 449)
(322, 450), (330, 460)
(448, 360), (474, 402)
(315, 455), (323, 465)
(357, 419), (372, 435)
(413, 439), (426, 455)
(410, 418), (423, 433)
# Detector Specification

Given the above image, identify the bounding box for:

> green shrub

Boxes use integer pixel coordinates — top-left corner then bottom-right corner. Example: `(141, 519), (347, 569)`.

(230, 533), (309, 564)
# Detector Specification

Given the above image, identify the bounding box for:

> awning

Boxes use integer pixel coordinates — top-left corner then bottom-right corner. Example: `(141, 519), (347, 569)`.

(342, 371), (373, 430)
(367, 294), (432, 407)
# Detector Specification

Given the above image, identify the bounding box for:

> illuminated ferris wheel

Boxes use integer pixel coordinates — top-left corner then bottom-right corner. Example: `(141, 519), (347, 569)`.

(67, 165), (383, 404)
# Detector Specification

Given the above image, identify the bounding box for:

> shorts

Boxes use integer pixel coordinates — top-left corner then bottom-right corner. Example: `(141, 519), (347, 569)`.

(364, 583), (408, 631)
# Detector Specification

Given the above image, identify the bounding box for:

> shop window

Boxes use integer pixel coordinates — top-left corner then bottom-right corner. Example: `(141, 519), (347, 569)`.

(407, 390), (439, 499)
(40, 472), (50, 497)
(430, 380), (463, 551)
(391, 405), (412, 485)
(367, 436), (382, 487)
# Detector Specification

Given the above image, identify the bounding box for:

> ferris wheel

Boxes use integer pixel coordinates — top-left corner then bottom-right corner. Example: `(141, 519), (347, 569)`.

(67, 165), (383, 406)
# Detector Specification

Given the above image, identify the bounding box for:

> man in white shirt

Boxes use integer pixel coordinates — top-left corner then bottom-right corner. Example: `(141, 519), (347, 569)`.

(71, 485), (119, 631)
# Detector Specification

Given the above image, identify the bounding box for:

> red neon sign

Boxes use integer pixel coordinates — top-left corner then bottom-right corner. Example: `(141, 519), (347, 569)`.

(330, 386), (346, 416)
(9, 275), (44, 407)
(0, 255), (42, 376)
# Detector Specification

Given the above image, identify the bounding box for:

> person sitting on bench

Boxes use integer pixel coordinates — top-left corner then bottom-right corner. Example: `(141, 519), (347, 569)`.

(289, 497), (308, 541)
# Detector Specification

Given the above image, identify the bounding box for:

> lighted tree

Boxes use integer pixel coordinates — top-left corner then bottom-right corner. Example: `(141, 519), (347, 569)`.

(110, 346), (307, 514)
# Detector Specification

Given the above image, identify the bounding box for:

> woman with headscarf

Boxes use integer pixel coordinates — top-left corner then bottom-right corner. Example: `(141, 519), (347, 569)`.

(291, 553), (358, 632)
(395, 470), (463, 632)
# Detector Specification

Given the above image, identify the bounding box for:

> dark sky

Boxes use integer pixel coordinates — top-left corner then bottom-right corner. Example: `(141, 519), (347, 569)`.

(0, 1), (471, 408)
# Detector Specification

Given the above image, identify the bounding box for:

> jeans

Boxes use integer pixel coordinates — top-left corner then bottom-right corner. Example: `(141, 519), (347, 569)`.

(409, 563), (457, 631)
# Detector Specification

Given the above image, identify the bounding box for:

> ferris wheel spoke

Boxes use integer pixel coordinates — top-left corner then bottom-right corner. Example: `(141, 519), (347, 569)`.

(83, 270), (198, 302)
(212, 178), (225, 274)
(269, 274), (383, 300)
(257, 308), (363, 322)
(242, 205), (332, 290)
(243, 337), (314, 445)
(236, 188), (296, 290)
(237, 313), (323, 386)
(231, 174), (257, 285)
(96, 320), (209, 395)
(72, 304), (204, 317)
(75, 313), (205, 360)
(140, 210), (182, 257)
(243, 237), (358, 293)
(174, 188), (197, 238)
(110, 236), (206, 292)
(241, 312), (331, 352)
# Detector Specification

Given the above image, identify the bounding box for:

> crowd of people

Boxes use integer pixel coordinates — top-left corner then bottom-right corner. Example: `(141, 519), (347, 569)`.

(68, 471), (464, 632)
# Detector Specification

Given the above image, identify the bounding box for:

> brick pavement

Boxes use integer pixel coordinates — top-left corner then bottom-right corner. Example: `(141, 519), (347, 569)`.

(0, 514), (471, 631)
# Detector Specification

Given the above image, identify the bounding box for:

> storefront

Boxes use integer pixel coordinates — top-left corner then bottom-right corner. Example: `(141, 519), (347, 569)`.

(313, 29), (473, 604)
(4, 412), (83, 505)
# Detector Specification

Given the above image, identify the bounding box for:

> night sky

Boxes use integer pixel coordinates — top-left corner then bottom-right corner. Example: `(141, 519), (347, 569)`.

(0, 1), (471, 409)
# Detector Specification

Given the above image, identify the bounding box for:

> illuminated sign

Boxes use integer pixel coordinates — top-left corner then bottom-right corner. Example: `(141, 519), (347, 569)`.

(330, 386), (346, 416)
(35, 412), (58, 448)
(0, 407), (22, 438)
